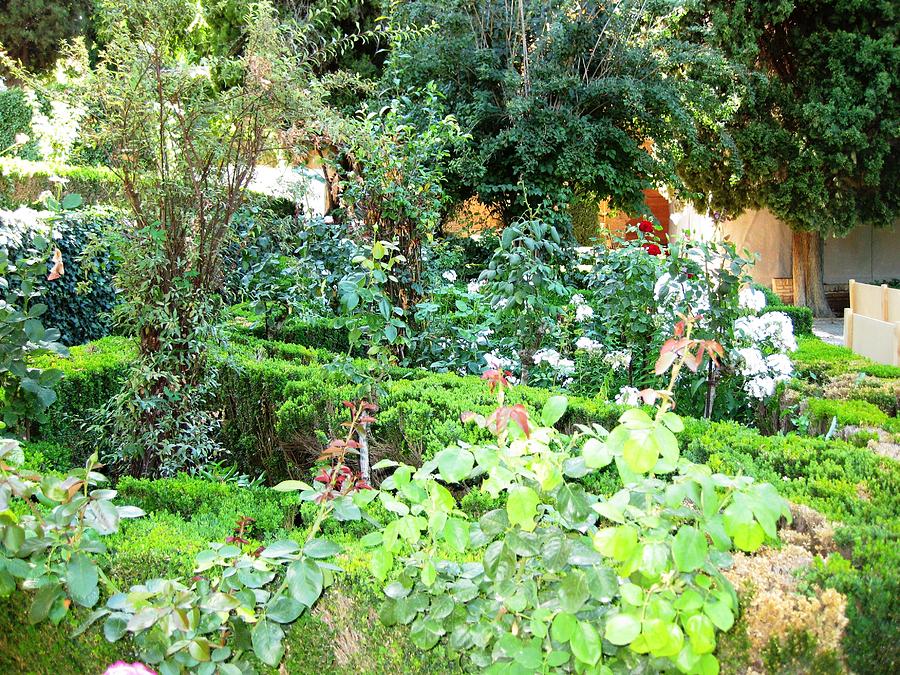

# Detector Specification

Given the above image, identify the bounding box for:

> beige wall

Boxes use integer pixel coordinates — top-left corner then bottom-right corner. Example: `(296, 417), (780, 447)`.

(824, 224), (900, 284)
(671, 205), (900, 286)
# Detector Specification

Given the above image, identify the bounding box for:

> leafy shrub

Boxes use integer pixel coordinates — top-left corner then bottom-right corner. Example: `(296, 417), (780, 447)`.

(805, 397), (891, 431)
(0, 88), (38, 161)
(0, 158), (120, 207)
(0, 205), (120, 345)
(763, 304), (813, 336)
(116, 474), (300, 537)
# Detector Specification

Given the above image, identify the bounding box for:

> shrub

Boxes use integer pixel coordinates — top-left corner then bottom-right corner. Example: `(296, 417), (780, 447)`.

(0, 157), (120, 207)
(805, 397), (891, 431)
(0, 88), (38, 161)
(116, 474), (300, 537)
(763, 304), (813, 335)
(0, 206), (120, 345)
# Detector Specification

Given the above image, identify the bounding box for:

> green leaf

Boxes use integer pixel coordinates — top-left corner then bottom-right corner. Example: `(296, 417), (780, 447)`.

(672, 526), (708, 573)
(443, 517), (469, 553)
(260, 540), (301, 558)
(593, 525), (638, 562)
(551, 612), (577, 642)
(372, 241), (386, 260)
(685, 614), (716, 654)
(29, 583), (61, 624)
(604, 612), (641, 645)
(703, 600), (734, 632)
(66, 553), (100, 608)
(286, 558), (324, 607)
(559, 570), (589, 614)
(370, 548), (393, 582)
(583, 438), (612, 469)
(540, 395), (568, 426)
(622, 432), (659, 474)
(410, 618), (444, 650)
(435, 447), (474, 483)
(570, 620), (601, 666)
(507, 486), (540, 532)
(266, 594), (304, 624)
(304, 538), (341, 558)
(272, 480), (313, 492)
(61, 193), (83, 210)
(252, 620), (285, 666)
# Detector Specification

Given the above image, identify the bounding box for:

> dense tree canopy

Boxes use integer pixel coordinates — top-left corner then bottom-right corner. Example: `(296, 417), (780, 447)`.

(383, 0), (734, 222)
(677, 0), (899, 312)
(0, 0), (92, 72)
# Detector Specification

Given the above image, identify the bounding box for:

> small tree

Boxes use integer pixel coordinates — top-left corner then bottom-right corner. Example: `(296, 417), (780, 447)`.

(94, 0), (322, 475)
(678, 0), (899, 315)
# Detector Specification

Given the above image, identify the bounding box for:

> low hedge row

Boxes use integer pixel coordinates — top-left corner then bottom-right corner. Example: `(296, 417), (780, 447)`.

(0, 472), (454, 674)
(34, 333), (900, 672)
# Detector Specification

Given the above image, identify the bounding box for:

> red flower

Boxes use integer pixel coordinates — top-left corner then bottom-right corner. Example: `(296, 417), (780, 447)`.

(637, 220), (654, 234)
(644, 243), (662, 256)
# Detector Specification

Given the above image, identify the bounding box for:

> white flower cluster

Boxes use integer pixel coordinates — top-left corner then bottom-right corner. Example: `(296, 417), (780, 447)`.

(570, 293), (595, 322)
(738, 286), (767, 312)
(467, 279), (485, 294)
(484, 351), (515, 372)
(0, 207), (54, 249)
(734, 312), (797, 352)
(615, 386), (642, 406)
(533, 348), (575, 376)
(737, 346), (794, 399)
(603, 350), (631, 372)
(26, 91), (85, 163)
(575, 336), (603, 352)
(442, 270), (457, 283)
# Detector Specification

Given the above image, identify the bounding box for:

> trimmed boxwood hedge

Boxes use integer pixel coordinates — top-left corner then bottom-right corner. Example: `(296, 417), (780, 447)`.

(34, 331), (900, 673)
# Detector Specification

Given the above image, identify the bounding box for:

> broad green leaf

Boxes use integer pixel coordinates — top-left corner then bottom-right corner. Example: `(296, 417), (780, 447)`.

(304, 538), (341, 558)
(66, 553), (100, 608)
(541, 395), (568, 426)
(551, 612), (577, 643)
(507, 486), (540, 532)
(604, 612), (641, 645)
(672, 526), (708, 573)
(443, 517), (469, 553)
(286, 558), (323, 607)
(684, 614), (716, 654)
(703, 600), (734, 632)
(266, 594), (304, 624)
(410, 617), (444, 650)
(583, 438), (612, 469)
(435, 447), (474, 483)
(272, 480), (313, 492)
(559, 570), (589, 614)
(593, 525), (638, 562)
(252, 620), (285, 666)
(370, 548), (393, 582)
(570, 620), (602, 665)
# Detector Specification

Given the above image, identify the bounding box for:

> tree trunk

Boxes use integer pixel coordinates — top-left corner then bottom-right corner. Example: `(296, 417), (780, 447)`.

(792, 229), (832, 317)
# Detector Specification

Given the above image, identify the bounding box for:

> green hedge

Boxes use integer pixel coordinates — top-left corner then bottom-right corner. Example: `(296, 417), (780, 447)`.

(763, 304), (813, 335)
(37, 333), (900, 672)
(0, 157), (121, 207)
(0, 88), (38, 161)
(0, 206), (120, 345)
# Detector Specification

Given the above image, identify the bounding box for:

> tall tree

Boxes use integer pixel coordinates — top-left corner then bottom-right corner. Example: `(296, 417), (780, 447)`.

(678, 0), (899, 315)
(382, 0), (733, 224)
(0, 0), (92, 73)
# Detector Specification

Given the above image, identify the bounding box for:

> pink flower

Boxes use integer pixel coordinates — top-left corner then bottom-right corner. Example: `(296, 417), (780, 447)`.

(103, 663), (156, 675)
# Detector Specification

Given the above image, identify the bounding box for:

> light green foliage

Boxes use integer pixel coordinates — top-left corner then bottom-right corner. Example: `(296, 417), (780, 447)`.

(0, 440), (144, 626)
(0, 235), (67, 432)
(364, 392), (789, 672)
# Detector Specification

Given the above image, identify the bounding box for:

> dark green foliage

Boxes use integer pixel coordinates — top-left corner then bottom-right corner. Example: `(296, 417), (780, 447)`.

(35, 335), (134, 454)
(679, 1), (899, 236)
(0, 0), (93, 72)
(386, 0), (733, 218)
(19, 438), (72, 472)
(763, 304), (813, 336)
(0, 207), (120, 345)
(762, 629), (844, 675)
(0, 88), (38, 160)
